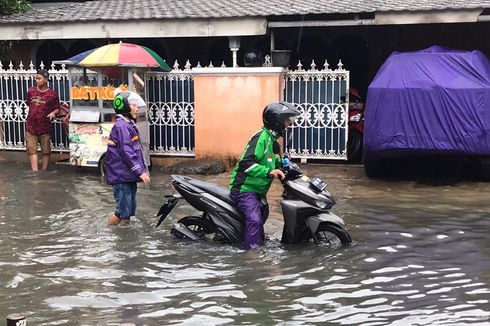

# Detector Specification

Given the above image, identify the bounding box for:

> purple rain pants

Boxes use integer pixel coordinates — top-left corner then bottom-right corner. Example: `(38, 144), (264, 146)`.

(230, 191), (269, 250)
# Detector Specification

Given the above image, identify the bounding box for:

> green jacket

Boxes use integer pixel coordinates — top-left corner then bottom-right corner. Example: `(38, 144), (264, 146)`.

(229, 127), (282, 196)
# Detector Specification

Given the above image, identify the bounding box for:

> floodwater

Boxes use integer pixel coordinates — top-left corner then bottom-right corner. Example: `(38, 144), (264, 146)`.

(1, 154), (490, 326)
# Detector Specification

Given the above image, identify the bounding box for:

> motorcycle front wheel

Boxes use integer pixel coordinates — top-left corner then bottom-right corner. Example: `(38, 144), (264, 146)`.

(177, 215), (216, 239)
(300, 223), (352, 248)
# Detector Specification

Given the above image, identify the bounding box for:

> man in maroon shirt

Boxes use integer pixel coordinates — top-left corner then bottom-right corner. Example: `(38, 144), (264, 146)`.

(25, 69), (61, 171)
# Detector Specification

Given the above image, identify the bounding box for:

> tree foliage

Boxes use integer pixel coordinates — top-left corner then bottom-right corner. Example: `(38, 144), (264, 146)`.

(0, 0), (31, 16)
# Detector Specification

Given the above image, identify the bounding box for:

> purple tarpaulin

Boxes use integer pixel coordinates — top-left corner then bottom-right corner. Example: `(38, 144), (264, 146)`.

(364, 46), (490, 162)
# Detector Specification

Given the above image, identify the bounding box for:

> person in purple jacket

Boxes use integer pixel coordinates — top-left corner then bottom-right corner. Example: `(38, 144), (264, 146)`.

(105, 91), (150, 225)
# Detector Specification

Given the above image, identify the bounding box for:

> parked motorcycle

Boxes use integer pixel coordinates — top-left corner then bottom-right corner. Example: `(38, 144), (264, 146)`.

(155, 159), (352, 248)
(346, 88), (365, 163)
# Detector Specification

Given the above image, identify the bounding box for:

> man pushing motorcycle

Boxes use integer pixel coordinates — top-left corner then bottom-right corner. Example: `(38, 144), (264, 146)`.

(229, 101), (301, 250)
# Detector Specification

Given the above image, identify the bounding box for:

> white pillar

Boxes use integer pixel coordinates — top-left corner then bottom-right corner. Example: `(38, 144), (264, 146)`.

(228, 36), (241, 68)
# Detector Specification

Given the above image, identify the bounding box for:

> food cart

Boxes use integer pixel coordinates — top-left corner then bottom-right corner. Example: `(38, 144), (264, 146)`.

(56, 42), (170, 174)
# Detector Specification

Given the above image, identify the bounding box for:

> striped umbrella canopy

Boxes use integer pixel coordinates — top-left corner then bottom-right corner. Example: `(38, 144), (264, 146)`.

(66, 42), (171, 71)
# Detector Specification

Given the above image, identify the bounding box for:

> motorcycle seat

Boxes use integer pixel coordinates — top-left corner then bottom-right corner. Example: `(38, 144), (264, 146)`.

(187, 178), (236, 207)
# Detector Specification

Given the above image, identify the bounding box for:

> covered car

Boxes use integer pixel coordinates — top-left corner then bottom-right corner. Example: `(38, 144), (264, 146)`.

(363, 46), (490, 177)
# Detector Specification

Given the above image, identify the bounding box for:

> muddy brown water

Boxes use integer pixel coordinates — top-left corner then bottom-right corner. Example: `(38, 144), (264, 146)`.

(1, 154), (490, 325)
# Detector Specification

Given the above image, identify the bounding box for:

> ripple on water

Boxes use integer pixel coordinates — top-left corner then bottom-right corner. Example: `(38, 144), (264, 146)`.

(2, 162), (490, 325)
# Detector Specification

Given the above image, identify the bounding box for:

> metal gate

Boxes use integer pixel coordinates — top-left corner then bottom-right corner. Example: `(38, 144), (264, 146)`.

(284, 60), (349, 161)
(0, 62), (70, 151)
(145, 61), (195, 156)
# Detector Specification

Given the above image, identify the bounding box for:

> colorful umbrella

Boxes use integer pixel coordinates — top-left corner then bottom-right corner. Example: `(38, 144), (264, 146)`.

(66, 42), (171, 71)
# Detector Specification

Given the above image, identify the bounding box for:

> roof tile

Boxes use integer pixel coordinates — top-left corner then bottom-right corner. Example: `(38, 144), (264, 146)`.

(0, 0), (489, 23)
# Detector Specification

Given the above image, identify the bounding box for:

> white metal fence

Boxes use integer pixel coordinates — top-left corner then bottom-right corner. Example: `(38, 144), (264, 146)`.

(1, 59), (347, 161)
(284, 60), (350, 161)
(0, 61), (70, 151)
(145, 60), (194, 156)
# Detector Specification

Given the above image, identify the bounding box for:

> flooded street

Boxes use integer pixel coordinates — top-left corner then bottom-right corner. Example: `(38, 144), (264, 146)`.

(1, 154), (490, 325)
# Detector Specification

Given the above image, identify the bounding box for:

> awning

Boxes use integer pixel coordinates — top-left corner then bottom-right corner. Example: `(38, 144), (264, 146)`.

(0, 17), (268, 40)
(268, 9), (484, 28)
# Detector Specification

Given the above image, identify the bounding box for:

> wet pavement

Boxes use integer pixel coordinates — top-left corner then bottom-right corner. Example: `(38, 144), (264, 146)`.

(1, 152), (490, 325)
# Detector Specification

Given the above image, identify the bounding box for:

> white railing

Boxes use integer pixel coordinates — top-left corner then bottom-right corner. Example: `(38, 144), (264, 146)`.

(284, 60), (350, 161)
(0, 61), (70, 151)
(145, 60), (195, 156)
(1, 59), (348, 161)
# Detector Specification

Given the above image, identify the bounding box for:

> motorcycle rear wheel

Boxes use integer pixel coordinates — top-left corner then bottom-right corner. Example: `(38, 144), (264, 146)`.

(300, 223), (352, 248)
(177, 216), (215, 239)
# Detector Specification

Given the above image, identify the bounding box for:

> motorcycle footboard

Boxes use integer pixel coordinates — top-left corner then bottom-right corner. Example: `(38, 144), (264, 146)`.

(170, 222), (202, 241)
(156, 194), (181, 228)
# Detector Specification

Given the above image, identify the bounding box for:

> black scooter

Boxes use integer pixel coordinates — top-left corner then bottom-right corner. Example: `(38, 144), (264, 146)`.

(155, 160), (352, 248)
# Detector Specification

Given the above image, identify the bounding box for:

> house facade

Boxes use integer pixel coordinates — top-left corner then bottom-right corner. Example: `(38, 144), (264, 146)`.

(1, 0), (489, 96)
(1, 0), (489, 164)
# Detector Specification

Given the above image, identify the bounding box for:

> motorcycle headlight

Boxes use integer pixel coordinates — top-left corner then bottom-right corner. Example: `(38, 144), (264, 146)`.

(349, 113), (362, 122)
(315, 200), (328, 209)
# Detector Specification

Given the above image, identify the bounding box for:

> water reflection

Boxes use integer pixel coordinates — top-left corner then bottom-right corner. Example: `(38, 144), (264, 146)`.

(0, 162), (490, 325)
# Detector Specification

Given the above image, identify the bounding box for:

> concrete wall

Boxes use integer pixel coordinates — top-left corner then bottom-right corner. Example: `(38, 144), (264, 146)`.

(193, 67), (285, 163)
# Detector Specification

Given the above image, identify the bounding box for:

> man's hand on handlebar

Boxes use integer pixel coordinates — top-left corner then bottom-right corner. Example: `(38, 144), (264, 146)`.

(269, 169), (286, 180)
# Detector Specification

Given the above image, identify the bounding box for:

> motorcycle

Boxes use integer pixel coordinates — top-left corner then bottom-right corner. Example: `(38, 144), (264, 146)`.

(346, 88), (365, 163)
(155, 158), (352, 248)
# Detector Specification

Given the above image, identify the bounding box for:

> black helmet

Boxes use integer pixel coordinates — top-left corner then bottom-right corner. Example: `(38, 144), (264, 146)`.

(113, 92), (131, 115)
(262, 101), (301, 136)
